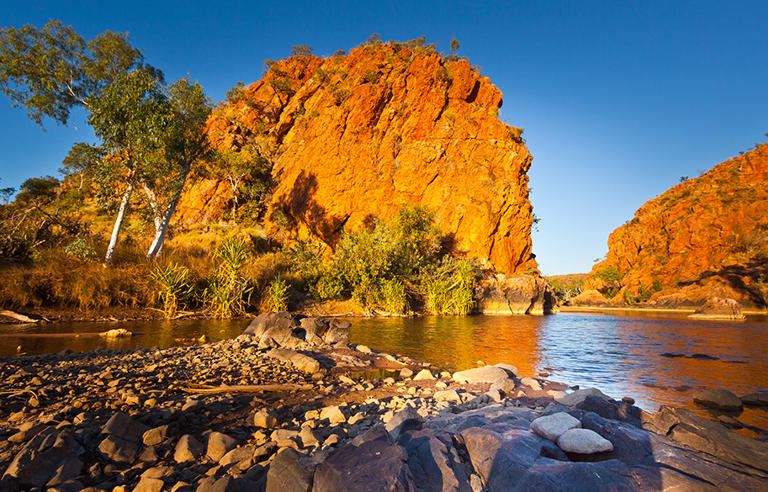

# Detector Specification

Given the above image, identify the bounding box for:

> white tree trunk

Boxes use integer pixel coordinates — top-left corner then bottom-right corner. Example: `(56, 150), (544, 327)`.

(103, 177), (134, 265)
(145, 164), (191, 260)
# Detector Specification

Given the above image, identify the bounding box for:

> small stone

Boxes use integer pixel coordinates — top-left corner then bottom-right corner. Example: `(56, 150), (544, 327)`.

(142, 425), (170, 446)
(556, 428), (614, 454)
(338, 375), (355, 385)
(134, 477), (164, 492)
(556, 388), (609, 407)
(299, 426), (320, 448)
(530, 412), (582, 441)
(413, 369), (435, 381)
(452, 366), (509, 384)
(434, 389), (462, 403)
(322, 434), (340, 449)
(207, 432), (237, 461)
(399, 368), (414, 378)
(174, 434), (203, 463)
(253, 409), (279, 428)
(356, 344), (372, 354)
(520, 377), (542, 391)
(270, 429), (300, 448)
(320, 405), (346, 424)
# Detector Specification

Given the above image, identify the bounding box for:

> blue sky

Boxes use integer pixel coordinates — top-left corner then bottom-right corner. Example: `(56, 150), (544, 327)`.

(1, 1), (766, 274)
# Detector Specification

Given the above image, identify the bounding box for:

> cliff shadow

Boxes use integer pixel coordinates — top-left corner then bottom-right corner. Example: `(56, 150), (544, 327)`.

(277, 170), (350, 246)
(677, 258), (768, 307)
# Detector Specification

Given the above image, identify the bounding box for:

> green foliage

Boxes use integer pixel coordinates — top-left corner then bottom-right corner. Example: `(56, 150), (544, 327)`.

(63, 237), (97, 261)
(422, 257), (478, 315)
(546, 275), (585, 302)
(362, 69), (381, 84)
(150, 263), (192, 318)
(0, 20), (153, 126)
(225, 81), (246, 103)
(207, 144), (273, 220)
(290, 44), (313, 58)
(450, 38), (460, 53)
(594, 265), (623, 282)
(265, 277), (289, 312)
(269, 77), (293, 95)
(204, 237), (254, 317)
(287, 204), (470, 315)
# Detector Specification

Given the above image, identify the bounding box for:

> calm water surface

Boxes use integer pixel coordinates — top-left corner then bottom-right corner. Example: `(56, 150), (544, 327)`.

(2, 312), (767, 430)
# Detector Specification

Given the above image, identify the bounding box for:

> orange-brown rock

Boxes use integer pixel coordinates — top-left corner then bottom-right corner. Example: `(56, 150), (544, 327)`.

(580, 143), (768, 309)
(477, 274), (557, 315)
(177, 41), (537, 275)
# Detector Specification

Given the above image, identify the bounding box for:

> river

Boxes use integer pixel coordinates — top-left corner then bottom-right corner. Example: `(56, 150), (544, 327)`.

(1, 311), (766, 432)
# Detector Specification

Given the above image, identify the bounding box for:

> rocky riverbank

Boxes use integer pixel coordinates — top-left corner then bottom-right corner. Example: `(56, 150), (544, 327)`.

(1, 314), (767, 491)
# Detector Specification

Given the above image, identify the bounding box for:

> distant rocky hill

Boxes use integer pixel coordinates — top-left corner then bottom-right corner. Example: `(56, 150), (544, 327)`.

(574, 143), (768, 309)
(176, 40), (538, 276)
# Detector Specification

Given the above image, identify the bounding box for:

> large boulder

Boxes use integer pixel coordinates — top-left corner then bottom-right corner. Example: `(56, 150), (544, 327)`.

(265, 448), (315, 492)
(244, 312), (307, 348)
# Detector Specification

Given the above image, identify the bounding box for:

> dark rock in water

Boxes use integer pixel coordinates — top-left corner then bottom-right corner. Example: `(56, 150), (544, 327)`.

(661, 352), (685, 358)
(313, 439), (416, 492)
(646, 406), (768, 474)
(742, 392), (768, 406)
(692, 389), (743, 411)
(572, 395), (642, 426)
(3, 427), (84, 488)
(266, 448), (315, 492)
(397, 429), (470, 492)
(691, 353), (719, 360)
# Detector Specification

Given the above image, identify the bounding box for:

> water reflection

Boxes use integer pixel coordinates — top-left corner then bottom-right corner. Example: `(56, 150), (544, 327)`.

(1, 312), (766, 430)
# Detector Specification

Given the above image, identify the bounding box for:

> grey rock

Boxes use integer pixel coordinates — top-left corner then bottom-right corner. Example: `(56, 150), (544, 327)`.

(207, 432), (238, 462)
(400, 367), (414, 378)
(265, 448), (314, 492)
(530, 412), (581, 441)
(220, 445), (255, 469)
(98, 434), (139, 463)
(385, 406), (423, 440)
(313, 439), (416, 492)
(266, 348), (321, 374)
(143, 425), (171, 446)
(555, 388), (609, 407)
(253, 409), (279, 428)
(741, 392), (768, 406)
(452, 366), (509, 384)
(101, 411), (148, 443)
(3, 427), (84, 488)
(556, 428), (614, 454)
(134, 477), (164, 492)
(174, 434), (204, 463)
(398, 429), (470, 492)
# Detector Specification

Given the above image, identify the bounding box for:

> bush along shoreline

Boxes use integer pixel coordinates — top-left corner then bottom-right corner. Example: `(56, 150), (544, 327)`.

(0, 312), (766, 490)
(0, 206), (498, 324)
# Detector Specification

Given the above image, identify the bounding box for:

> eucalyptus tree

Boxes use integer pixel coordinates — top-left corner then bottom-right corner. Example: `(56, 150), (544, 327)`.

(87, 69), (170, 264)
(0, 20), (153, 126)
(142, 77), (211, 260)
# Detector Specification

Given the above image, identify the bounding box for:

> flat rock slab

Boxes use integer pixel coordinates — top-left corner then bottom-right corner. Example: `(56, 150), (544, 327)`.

(267, 348), (321, 374)
(742, 392), (768, 406)
(530, 412), (581, 441)
(398, 429), (470, 492)
(453, 366), (510, 384)
(313, 439), (416, 492)
(693, 389), (743, 410)
(556, 428), (614, 454)
(265, 448), (315, 492)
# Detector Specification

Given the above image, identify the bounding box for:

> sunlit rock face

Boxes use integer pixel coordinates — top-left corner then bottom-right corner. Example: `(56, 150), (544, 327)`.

(580, 143), (768, 309)
(177, 42), (538, 276)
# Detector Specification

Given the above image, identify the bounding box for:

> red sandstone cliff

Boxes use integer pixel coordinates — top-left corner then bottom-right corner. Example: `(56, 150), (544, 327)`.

(577, 143), (768, 309)
(176, 40), (537, 276)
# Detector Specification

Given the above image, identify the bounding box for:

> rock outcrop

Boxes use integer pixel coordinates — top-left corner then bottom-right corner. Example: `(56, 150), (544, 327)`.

(177, 40), (538, 276)
(577, 143), (768, 309)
